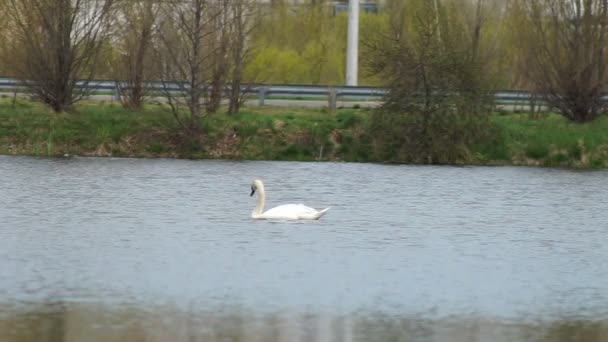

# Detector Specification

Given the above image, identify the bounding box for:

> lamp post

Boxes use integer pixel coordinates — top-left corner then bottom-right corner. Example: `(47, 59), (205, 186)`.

(345, 0), (359, 86)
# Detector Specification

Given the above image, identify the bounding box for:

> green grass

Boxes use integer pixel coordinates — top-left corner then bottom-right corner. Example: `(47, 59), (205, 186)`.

(0, 100), (176, 157)
(472, 112), (608, 167)
(2, 98), (608, 168)
(204, 106), (371, 161)
(0, 99), (371, 161)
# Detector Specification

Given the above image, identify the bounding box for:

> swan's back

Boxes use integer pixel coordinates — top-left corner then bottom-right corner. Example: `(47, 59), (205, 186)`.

(261, 204), (330, 220)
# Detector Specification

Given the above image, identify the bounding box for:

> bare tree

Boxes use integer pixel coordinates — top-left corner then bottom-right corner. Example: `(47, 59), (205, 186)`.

(156, 0), (223, 138)
(206, 0), (232, 114)
(197, 0), (259, 115)
(0, 0), (11, 76)
(115, 0), (160, 111)
(368, 0), (495, 164)
(511, 0), (608, 122)
(5, 0), (116, 112)
(227, 0), (259, 115)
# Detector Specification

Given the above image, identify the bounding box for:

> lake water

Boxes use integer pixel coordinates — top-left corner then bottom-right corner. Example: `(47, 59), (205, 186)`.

(1, 156), (608, 341)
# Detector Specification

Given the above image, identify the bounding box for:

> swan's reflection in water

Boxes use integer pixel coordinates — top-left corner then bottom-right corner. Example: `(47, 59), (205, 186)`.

(1, 302), (607, 342)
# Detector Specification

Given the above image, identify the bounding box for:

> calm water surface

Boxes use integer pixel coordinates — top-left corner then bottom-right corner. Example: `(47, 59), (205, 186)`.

(1, 156), (608, 341)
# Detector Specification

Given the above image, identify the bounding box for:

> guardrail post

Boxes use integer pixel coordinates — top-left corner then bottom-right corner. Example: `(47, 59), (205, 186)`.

(113, 83), (121, 102)
(258, 86), (268, 106)
(328, 88), (337, 113)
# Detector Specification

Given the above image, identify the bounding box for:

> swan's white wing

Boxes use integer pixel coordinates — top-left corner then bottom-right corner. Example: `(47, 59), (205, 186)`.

(263, 204), (316, 216)
(261, 204), (328, 220)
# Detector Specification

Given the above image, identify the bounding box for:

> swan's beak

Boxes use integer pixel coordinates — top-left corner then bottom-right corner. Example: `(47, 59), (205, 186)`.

(250, 187), (256, 197)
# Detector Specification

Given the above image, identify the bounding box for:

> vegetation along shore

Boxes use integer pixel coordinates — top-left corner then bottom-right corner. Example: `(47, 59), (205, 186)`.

(2, 98), (608, 168)
(2, 1), (608, 168)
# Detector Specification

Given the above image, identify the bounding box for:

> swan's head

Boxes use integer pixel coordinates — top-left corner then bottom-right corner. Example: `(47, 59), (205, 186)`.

(250, 179), (264, 197)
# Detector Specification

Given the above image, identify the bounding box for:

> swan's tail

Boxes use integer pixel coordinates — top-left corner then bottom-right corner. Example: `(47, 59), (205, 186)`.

(312, 207), (331, 220)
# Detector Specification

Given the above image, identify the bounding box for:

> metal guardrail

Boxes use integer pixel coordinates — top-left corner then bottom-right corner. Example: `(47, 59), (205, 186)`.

(0, 76), (541, 107)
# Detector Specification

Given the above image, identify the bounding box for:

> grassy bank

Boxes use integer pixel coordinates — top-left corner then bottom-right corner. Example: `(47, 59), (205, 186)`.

(0, 99), (372, 162)
(477, 112), (608, 168)
(1, 98), (608, 168)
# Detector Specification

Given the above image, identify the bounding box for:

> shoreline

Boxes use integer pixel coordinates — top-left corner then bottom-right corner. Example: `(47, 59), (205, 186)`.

(1, 99), (608, 169)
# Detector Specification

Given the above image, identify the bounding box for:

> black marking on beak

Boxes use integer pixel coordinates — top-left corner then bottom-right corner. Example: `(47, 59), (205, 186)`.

(250, 186), (256, 197)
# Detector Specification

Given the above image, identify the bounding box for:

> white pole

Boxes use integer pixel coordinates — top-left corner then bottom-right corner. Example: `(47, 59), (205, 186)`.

(346, 0), (359, 86)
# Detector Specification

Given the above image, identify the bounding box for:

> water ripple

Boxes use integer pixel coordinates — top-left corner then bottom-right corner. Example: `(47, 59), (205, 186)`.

(1, 156), (608, 338)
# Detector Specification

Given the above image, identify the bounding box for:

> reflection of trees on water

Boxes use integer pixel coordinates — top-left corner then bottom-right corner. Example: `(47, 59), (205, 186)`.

(542, 320), (608, 342)
(1, 303), (607, 342)
(0, 300), (68, 342)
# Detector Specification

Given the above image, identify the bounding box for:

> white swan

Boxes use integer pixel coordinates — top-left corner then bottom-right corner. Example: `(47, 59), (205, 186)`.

(250, 179), (330, 220)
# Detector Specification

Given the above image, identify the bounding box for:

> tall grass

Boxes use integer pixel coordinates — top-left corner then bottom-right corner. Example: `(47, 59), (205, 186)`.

(0, 99), (371, 161)
(1, 97), (608, 168)
(474, 113), (608, 167)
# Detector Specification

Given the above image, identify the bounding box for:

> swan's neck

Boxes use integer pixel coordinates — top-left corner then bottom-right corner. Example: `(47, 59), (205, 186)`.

(253, 184), (266, 216)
